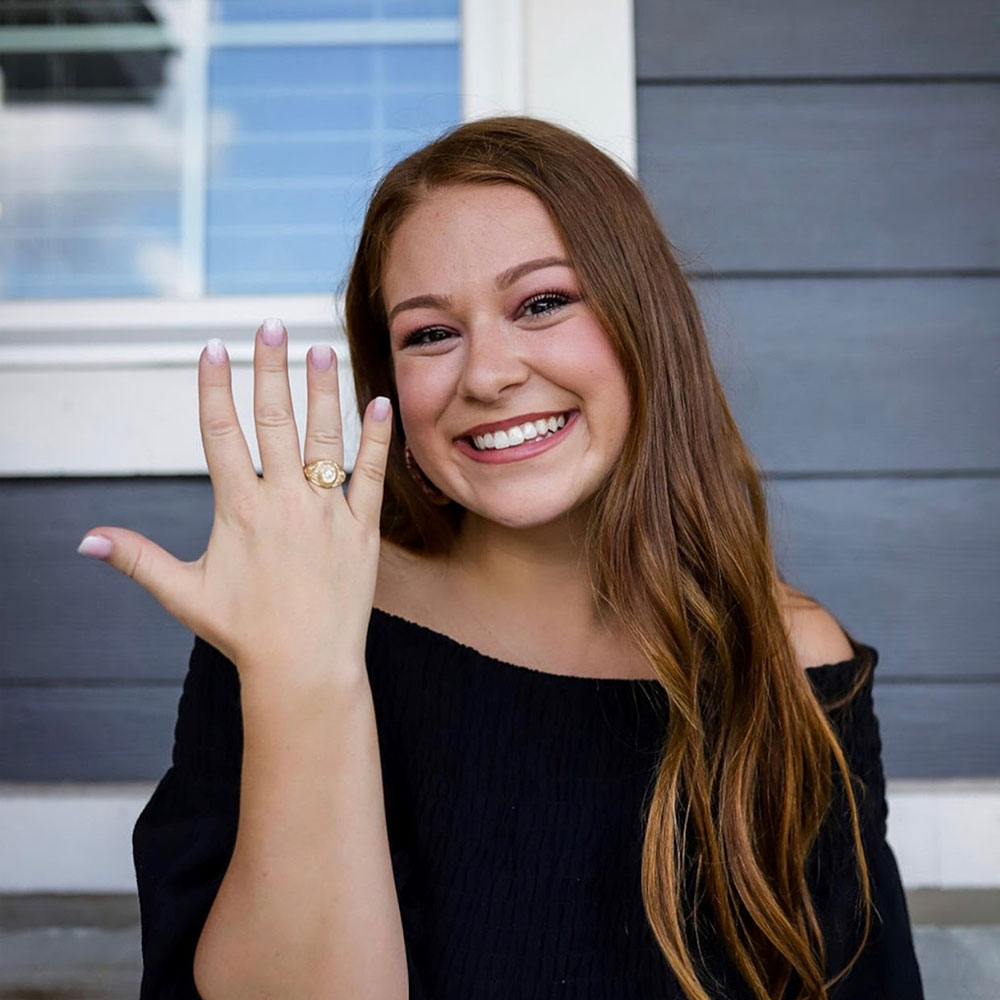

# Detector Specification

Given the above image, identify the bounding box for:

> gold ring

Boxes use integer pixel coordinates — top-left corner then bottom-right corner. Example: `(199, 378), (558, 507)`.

(303, 459), (346, 489)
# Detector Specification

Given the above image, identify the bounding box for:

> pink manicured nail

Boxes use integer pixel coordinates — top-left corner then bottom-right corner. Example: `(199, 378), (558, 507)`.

(77, 535), (112, 559)
(310, 344), (333, 371)
(261, 317), (285, 347)
(205, 338), (227, 364)
(371, 396), (391, 421)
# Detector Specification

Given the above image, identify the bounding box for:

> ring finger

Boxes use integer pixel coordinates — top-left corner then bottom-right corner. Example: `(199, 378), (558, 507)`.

(302, 343), (345, 485)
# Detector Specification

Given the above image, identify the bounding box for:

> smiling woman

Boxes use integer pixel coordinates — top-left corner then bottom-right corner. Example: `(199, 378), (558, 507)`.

(119, 116), (924, 999)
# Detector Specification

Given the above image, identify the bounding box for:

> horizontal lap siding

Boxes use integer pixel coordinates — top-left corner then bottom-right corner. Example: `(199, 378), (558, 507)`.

(2, 472), (999, 778)
(635, 0), (1000, 78)
(636, 0), (1000, 779)
(1, 478), (209, 685)
(1, 686), (180, 782)
(639, 84), (1000, 272)
(700, 277), (1000, 473)
(770, 478), (1000, 681)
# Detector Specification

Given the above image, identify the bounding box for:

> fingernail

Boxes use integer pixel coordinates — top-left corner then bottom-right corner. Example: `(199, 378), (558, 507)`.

(371, 396), (391, 421)
(261, 317), (285, 347)
(77, 534), (112, 560)
(310, 344), (333, 372)
(206, 337), (227, 365)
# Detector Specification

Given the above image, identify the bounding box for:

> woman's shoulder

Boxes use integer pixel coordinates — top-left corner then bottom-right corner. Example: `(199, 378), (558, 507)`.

(778, 583), (857, 670)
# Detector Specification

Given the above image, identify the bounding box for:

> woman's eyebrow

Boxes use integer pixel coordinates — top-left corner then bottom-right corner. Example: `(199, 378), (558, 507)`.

(386, 256), (572, 325)
(494, 256), (572, 290)
(387, 293), (451, 325)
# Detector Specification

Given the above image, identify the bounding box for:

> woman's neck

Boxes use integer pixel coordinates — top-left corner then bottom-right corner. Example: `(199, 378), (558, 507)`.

(455, 509), (595, 601)
(376, 511), (653, 678)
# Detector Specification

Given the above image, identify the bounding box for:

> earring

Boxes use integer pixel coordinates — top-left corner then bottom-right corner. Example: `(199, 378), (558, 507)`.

(404, 443), (452, 505)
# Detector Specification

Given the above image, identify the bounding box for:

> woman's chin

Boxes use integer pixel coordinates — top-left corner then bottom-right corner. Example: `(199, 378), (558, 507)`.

(460, 494), (594, 533)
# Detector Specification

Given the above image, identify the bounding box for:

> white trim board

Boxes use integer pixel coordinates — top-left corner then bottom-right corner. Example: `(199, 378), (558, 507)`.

(0, 780), (997, 894)
(0, 300), (354, 475)
(886, 780), (1000, 889)
(0, 294), (340, 342)
(461, 0), (636, 174)
(0, 338), (361, 475)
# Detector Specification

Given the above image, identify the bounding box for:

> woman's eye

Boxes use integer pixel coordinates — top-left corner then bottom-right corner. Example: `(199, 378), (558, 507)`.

(401, 326), (454, 348)
(521, 291), (573, 318)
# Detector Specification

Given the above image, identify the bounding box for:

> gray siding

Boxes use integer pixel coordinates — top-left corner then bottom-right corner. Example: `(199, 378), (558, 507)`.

(639, 84), (999, 272)
(3, 465), (999, 780)
(636, 0), (1000, 777)
(635, 0), (1000, 79)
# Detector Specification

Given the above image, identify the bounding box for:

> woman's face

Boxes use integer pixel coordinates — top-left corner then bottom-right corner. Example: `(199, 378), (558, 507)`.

(382, 182), (632, 530)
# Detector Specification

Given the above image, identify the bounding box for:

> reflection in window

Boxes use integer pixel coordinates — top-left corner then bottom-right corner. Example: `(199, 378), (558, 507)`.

(0, 1), (460, 300)
(0, 1), (181, 298)
(206, 42), (459, 294)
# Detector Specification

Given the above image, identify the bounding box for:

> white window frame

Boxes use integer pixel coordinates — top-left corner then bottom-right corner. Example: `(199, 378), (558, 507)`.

(0, 0), (636, 475)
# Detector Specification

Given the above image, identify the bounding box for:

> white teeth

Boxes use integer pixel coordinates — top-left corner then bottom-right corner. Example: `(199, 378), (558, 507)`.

(470, 412), (573, 451)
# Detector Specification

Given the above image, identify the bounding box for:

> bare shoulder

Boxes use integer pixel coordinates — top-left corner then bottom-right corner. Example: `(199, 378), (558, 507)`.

(778, 584), (856, 670)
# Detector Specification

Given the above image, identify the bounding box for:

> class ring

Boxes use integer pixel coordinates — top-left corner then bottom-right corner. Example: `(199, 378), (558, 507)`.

(303, 459), (347, 489)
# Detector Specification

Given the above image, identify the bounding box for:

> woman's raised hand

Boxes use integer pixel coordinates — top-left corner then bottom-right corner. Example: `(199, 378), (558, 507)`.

(77, 318), (392, 681)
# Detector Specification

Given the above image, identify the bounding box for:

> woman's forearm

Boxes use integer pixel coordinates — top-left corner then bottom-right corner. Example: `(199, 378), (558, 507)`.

(193, 657), (408, 999)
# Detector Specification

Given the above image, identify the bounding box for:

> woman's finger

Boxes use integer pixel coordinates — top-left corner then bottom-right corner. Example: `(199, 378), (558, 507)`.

(253, 318), (302, 482)
(76, 527), (200, 634)
(302, 344), (345, 471)
(345, 396), (392, 528)
(199, 338), (258, 517)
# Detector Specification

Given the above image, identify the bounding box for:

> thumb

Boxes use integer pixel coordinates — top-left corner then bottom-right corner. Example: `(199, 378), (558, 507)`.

(77, 527), (197, 625)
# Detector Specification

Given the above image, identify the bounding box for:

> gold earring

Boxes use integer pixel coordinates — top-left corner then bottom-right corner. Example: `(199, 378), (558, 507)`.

(403, 443), (452, 505)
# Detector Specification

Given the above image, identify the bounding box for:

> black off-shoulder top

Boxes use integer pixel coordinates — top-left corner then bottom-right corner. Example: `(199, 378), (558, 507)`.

(133, 608), (925, 999)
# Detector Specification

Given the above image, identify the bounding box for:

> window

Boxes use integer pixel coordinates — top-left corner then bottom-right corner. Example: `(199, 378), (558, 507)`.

(0, 0), (461, 299)
(0, 0), (635, 476)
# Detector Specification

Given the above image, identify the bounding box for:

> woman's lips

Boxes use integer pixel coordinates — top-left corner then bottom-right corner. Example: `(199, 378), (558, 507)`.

(454, 411), (579, 464)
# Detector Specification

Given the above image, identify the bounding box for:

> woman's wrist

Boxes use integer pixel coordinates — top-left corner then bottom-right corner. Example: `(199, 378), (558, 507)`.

(236, 646), (372, 714)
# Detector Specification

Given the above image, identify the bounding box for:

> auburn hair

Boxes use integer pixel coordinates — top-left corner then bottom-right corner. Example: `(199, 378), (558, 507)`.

(343, 116), (874, 999)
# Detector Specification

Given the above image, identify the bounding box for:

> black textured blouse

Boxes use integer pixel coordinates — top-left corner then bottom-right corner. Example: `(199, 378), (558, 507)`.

(133, 608), (925, 999)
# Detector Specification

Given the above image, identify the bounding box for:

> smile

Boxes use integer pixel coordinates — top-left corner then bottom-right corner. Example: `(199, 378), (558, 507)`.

(454, 410), (579, 464)
(472, 413), (568, 451)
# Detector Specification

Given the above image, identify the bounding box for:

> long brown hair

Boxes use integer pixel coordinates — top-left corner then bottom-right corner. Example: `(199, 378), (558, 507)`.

(344, 116), (874, 999)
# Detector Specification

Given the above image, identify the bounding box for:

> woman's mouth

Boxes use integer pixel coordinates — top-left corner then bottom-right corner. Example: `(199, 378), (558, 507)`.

(454, 411), (578, 464)
(471, 412), (568, 451)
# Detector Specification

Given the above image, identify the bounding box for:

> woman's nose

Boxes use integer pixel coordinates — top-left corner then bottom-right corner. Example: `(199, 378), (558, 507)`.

(456, 325), (529, 402)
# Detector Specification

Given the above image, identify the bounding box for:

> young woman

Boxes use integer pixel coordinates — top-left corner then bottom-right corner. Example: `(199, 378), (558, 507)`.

(80, 117), (924, 999)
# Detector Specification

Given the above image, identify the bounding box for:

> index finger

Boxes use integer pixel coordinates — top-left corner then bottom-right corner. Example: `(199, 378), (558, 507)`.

(345, 396), (392, 528)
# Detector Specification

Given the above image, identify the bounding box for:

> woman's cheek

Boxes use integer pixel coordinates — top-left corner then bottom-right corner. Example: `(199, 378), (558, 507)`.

(395, 365), (451, 437)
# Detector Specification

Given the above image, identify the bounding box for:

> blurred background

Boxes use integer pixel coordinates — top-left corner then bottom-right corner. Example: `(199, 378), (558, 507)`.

(0, 0), (997, 996)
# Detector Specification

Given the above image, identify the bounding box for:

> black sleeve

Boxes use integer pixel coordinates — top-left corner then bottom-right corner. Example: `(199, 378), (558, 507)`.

(812, 644), (926, 999)
(132, 635), (430, 999)
(132, 636), (242, 999)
